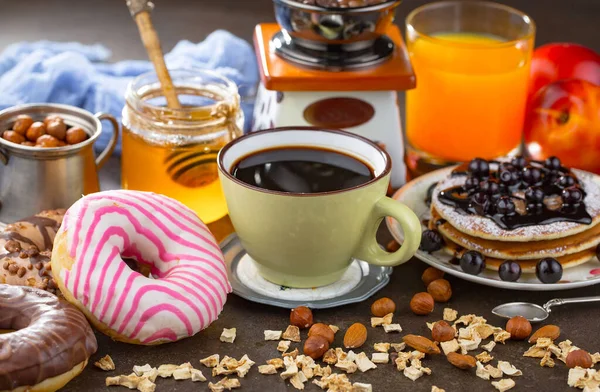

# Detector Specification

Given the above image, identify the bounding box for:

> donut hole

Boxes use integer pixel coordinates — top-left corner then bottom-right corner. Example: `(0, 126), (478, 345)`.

(123, 258), (152, 278)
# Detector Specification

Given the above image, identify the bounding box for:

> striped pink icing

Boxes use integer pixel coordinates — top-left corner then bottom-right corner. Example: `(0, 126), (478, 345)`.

(57, 190), (231, 344)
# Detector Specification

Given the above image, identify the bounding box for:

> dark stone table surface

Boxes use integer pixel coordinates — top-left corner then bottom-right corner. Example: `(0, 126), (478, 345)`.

(3, 0), (600, 391)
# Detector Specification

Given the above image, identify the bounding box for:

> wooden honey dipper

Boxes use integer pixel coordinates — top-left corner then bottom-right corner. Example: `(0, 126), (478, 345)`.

(126, 0), (181, 109)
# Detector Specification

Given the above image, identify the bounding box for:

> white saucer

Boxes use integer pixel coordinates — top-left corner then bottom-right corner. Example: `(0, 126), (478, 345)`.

(387, 168), (600, 291)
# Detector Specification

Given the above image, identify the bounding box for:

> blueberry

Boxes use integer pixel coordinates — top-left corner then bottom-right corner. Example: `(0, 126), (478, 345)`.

(496, 196), (516, 215)
(527, 203), (544, 214)
(562, 186), (583, 206)
(555, 175), (576, 189)
(464, 176), (480, 191)
(511, 156), (527, 169)
(419, 230), (443, 253)
(525, 186), (545, 203)
(544, 156), (562, 171)
(480, 179), (500, 195)
(498, 260), (522, 282)
(469, 192), (490, 215)
(460, 251), (486, 275)
(536, 258), (563, 283)
(498, 164), (520, 186)
(468, 158), (490, 178)
(522, 166), (544, 186)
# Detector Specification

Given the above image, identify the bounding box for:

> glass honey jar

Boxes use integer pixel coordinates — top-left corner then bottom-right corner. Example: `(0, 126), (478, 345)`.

(122, 69), (243, 223)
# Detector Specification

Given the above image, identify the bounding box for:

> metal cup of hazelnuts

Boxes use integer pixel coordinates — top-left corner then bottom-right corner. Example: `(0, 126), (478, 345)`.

(0, 103), (119, 223)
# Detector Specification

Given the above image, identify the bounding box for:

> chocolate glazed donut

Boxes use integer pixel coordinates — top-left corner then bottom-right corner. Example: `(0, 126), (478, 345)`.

(0, 210), (65, 293)
(0, 284), (97, 392)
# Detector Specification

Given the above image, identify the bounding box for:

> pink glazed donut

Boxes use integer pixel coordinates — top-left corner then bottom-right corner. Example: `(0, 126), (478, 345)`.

(50, 190), (231, 345)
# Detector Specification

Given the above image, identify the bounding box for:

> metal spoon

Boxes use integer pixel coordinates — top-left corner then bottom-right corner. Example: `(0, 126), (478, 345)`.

(492, 296), (600, 322)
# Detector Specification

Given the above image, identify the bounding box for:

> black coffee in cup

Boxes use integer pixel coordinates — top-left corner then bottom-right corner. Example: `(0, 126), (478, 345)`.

(231, 147), (374, 193)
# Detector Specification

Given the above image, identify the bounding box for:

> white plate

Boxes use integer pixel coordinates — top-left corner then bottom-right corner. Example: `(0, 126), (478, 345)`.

(386, 168), (600, 291)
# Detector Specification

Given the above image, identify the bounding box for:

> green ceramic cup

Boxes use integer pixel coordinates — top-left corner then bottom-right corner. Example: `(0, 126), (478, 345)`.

(218, 127), (421, 288)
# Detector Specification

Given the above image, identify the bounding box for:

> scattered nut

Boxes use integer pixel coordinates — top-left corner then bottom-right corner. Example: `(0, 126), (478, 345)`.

(447, 352), (477, 369)
(290, 306), (314, 329)
(343, 323), (368, 349)
(410, 292), (435, 315)
(427, 279), (452, 302)
(432, 320), (455, 342)
(220, 328), (236, 343)
(94, 355), (115, 371)
(403, 334), (441, 355)
(505, 316), (531, 341)
(304, 335), (330, 360)
(566, 349), (593, 369)
(371, 297), (396, 317)
(528, 324), (560, 343)
(422, 267), (445, 286)
(308, 323), (335, 344)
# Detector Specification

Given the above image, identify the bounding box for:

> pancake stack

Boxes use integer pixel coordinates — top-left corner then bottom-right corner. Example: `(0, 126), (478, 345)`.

(429, 157), (600, 275)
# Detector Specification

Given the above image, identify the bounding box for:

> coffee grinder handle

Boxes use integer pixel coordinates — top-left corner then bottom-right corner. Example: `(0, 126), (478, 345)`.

(353, 196), (422, 267)
(94, 113), (120, 170)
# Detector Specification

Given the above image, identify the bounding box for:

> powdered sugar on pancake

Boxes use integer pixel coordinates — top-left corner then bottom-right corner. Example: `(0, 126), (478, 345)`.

(432, 169), (600, 242)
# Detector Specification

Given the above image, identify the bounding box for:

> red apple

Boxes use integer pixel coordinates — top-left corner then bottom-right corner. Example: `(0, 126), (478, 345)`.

(524, 79), (600, 173)
(528, 43), (600, 102)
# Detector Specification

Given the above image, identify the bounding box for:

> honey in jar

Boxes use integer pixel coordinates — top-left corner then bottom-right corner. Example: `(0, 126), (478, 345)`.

(122, 69), (243, 223)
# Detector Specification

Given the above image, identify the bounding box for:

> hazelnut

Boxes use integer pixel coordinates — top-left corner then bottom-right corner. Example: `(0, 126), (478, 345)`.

(43, 114), (63, 127)
(65, 127), (88, 145)
(13, 115), (34, 135)
(308, 323), (335, 344)
(26, 122), (46, 142)
(566, 349), (593, 369)
(422, 267), (445, 286)
(36, 134), (60, 148)
(409, 292), (434, 315)
(303, 335), (330, 360)
(427, 279), (452, 302)
(431, 320), (455, 342)
(2, 130), (26, 144)
(46, 119), (67, 140)
(371, 297), (396, 317)
(290, 306), (313, 329)
(505, 316), (532, 340)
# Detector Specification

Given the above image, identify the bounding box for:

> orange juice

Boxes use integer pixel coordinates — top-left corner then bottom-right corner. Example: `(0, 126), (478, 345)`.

(406, 32), (532, 162)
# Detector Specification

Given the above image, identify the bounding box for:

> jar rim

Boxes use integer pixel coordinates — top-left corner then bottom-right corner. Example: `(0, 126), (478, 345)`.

(125, 68), (240, 122)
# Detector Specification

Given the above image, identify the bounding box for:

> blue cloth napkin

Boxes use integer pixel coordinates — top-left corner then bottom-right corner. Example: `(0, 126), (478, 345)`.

(0, 30), (259, 154)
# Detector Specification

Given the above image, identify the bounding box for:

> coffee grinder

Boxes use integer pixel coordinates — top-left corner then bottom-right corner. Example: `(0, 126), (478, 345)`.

(252, 0), (415, 187)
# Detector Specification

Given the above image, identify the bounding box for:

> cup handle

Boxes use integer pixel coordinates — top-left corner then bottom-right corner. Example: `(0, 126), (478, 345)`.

(353, 197), (422, 267)
(93, 112), (120, 170)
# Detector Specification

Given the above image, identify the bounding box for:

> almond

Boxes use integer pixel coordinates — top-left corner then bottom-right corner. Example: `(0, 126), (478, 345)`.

(447, 352), (477, 369)
(528, 325), (560, 343)
(402, 334), (441, 355)
(343, 323), (367, 349)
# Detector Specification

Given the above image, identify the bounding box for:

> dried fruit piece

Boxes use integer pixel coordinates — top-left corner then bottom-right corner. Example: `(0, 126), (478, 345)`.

(443, 308), (458, 322)
(304, 335), (330, 360)
(491, 378), (515, 392)
(422, 267), (445, 286)
(343, 323), (368, 349)
(447, 352), (477, 369)
(220, 328), (236, 343)
(427, 279), (452, 302)
(431, 321), (455, 342)
(403, 334), (441, 355)
(290, 306), (314, 329)
(505, 316), (531, 340)
(566, 349), (593, 369)
(308, 323), (335, 344)
(95, 355), (115, 371)
(282, 325), (301, 342)
(528, 325), (560, 343)
(409, 292), (435, 315)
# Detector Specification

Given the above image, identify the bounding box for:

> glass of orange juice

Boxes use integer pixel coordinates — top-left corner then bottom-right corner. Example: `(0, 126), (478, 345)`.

(404, 1), (535, 178)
